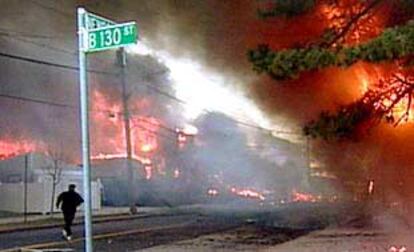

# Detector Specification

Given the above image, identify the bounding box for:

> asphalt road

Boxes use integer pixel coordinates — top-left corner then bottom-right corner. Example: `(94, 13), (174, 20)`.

(0, 202), (359, 252)
(0, 209), (245, 252)
(0, 212), (198, 250)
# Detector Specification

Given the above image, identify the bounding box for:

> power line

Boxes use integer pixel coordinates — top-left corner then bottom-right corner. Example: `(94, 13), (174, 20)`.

(0, 93), (74, 109)
(27, 0), (73, 18)
(0, 28), (66, 40)
(0, 33), (76, 56)
(0, 51), (117, 76)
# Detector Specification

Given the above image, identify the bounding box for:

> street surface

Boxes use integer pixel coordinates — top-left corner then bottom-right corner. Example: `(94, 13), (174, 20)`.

(0, 212), (208, 251)
(0, 203), (361, 252)
(0, 206), (245, 252)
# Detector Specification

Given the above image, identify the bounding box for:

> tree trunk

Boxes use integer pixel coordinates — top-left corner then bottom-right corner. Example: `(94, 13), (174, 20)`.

(50, 160), (58, 217)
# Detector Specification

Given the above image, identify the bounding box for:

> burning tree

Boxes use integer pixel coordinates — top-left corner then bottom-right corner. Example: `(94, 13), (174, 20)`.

(44, 143), (69, 216)
(248, 0), (414, 208)
(249, 0), (414, 140)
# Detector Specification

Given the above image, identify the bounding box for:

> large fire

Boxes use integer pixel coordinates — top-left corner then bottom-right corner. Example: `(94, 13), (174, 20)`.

(88, 88), (164, 180)
(0, 139), (42, 160)
(320, 0), (414, 126)
(0, 87), (162, 181)
(90, 89), (160, 159)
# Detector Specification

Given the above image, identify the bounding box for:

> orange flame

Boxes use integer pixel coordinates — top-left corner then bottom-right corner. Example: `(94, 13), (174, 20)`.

(389, 246), (408, 252)
(368, 180), (375, 195)
(90, 89), (161, 172)
(318, 0), (386, 46)
(207, 188), (219, 196)
(0, 139), (43, 160)
(292, 190), (321, 202)
(230, 187), (265, 201)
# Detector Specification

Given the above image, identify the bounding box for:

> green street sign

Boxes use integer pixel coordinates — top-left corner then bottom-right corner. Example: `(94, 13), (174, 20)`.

(87, 12), (116, 29)
(86, 22), (137, 52)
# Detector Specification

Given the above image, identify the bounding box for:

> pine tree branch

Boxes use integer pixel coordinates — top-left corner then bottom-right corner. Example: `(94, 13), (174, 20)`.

(304, 73), (414, 140)
(248, 20), (414, 80)
(257, 0), (316, 18)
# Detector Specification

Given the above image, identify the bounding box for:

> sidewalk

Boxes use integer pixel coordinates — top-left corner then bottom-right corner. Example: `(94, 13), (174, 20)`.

(0, 206), (170, 233)
(264, 227), (411, 252)
(140, 226), (411, 252)
(139, 210), (414, 252)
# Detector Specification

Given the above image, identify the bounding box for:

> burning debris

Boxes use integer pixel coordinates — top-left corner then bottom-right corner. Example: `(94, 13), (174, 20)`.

(292, 190), (320, 203)
(389, 245), (408, 252)
(368, 180), (375, 196)
(207, 188), (219, 197)
(230, 187), (266, 201)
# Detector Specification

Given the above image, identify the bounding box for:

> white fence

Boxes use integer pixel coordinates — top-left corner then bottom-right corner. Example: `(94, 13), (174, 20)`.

(0, 180), (101, 214)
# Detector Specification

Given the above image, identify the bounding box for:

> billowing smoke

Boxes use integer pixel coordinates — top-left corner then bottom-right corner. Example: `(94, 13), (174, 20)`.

(0, 0), (337, 206)
(99, 0), (414, 211)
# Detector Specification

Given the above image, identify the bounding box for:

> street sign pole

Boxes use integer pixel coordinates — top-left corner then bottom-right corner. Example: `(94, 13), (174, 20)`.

(77, 7), (93, 252)
(76, 8), (137, 251)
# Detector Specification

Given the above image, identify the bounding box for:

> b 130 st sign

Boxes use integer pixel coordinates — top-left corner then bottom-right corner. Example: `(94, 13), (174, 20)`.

(87, 22), (137, 52)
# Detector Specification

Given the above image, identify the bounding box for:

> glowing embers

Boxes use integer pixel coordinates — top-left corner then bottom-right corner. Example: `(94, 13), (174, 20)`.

(207, 188), (219, 196)
(140, 144), (153, 153)
(318, 0), (385, 46)
(366, 73), (414, 125)
(292, 190), (320, 203)
(355, 64), (384, 95)
(388, 246), (407, 252)
(206, 186), (266, 201)
(291, 190), (339, 203)
(173, 169), (180, 178)
(0, 139), (41, 160)
(143, 162), (153, 180)
(90, 153), (151, 164)
(175, 124), (198, 149)
(230, 187), (266, 201)
(368, 180), (375, 195)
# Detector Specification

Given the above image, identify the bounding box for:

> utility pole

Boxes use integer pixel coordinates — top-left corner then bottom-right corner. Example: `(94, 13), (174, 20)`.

(306, 136), (311, 191)
(23, 154), (28, 223)
(117, 48), (137, 214)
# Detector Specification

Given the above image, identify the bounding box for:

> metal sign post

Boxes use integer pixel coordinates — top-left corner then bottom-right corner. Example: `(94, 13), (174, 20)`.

(77, 7), (138, 252)
(77, 7), (93, 252)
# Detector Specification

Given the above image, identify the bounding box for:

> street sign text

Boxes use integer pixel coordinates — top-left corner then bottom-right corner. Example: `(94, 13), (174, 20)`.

(87, 22), (137, 52)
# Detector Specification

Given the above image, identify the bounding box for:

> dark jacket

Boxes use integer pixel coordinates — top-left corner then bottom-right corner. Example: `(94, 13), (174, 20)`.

(56, 190), (84, 214)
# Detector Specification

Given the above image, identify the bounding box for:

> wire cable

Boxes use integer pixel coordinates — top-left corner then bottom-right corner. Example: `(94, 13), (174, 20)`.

(0, 51), (117, 76)
(27, 0), (73, 18)
(0, 34), (76, 56)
